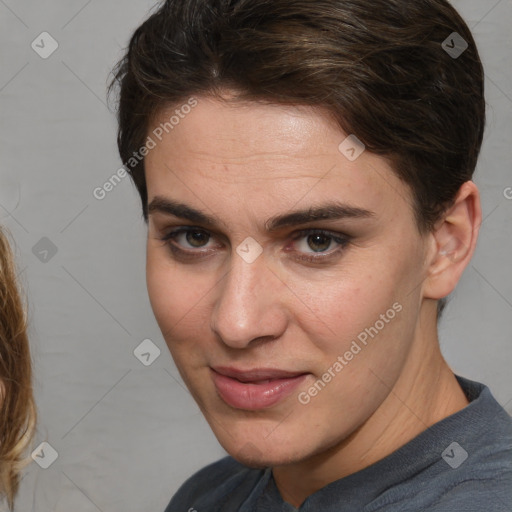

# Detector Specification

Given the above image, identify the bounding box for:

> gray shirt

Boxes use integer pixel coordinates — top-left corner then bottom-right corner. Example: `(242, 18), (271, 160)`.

(165, 376), (512, 511)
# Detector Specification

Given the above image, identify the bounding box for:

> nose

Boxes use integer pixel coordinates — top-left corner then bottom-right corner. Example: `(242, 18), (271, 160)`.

(210, 250), (288, 349)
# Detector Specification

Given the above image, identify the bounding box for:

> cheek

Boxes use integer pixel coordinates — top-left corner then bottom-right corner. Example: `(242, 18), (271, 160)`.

(146, 245), (215, 353)
(292, 271), (416, 431)
(146, 246), (192, 339)
(288, 260), (394, 344)
(294, 244), (419, 368)
(146, 248), (178, 329)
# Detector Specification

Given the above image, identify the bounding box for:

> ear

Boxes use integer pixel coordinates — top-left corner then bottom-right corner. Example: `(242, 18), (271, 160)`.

(423, 181), (482, 301)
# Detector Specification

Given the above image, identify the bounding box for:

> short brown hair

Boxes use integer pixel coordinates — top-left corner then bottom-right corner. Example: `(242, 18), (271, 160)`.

(110, 0), (485, 315)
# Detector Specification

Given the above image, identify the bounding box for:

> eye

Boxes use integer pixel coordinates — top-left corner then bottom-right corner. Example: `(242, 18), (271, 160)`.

(159, 226), (350, 264)
(160, 226), (220, 255)
(178, 229), (211, 248)
(289, 229), (349, 261)
(295, 232), (336, 253)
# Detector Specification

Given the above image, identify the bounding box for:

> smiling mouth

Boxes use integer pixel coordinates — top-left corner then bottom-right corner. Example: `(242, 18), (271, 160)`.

(210, 366), (309, 410)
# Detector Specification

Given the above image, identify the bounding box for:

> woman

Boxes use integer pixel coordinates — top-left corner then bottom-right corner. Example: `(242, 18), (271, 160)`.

(0, 227), (36, 510)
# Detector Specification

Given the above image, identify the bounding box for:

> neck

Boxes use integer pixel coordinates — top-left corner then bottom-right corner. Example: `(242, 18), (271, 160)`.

(272, 304), (469, 507)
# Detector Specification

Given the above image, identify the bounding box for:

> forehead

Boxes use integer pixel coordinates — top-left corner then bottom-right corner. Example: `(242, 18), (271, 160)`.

(151, 96), (338, 163)
(145, 95), (414, 223)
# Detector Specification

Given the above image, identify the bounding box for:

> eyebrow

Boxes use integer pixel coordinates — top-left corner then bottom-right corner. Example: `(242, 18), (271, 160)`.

(148, 196), (375, 232)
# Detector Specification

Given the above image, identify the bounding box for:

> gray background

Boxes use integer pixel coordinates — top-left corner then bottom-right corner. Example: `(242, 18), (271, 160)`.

(0, 1), (510, 510)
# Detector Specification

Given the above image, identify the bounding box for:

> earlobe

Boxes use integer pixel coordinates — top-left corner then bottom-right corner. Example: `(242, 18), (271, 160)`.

(423, 181), (482, 300)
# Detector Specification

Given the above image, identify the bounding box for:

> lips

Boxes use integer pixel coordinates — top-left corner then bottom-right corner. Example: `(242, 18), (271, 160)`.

(211, 366), (308, 410)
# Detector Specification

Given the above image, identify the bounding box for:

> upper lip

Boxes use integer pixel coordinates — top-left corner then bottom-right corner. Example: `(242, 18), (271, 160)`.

(212, 366), (307, 383)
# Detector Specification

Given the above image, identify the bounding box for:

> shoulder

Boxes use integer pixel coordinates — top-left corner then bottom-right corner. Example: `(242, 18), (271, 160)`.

(164, 456), (266, 512)
(375, 378), (512, 511)
(428, 379), (512, 510)
(427, 473), (512, 511)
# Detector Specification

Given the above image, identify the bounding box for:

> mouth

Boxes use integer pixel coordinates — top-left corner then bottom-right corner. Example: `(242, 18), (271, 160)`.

(210, 366), (309, 410)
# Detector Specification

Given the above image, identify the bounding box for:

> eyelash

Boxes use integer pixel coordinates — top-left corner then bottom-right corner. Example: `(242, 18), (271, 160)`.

(159, 227), (350, 263)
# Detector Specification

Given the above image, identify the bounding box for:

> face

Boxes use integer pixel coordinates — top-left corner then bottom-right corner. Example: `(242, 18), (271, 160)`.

(145, 94), (430, 467)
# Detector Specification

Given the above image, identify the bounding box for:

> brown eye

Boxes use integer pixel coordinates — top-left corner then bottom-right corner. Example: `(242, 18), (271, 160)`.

(306, 234), (333, 252)
(293, 229), (348, 254)
(160, 227), (216, 253)
(185, 230), (210, 248)
(289, 228), (350, 263)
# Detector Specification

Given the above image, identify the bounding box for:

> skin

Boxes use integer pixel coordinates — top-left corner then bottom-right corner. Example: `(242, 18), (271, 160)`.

(144, 93), (481, 507)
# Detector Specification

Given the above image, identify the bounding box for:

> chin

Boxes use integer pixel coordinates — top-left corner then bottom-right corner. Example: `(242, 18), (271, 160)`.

(214, 425), (312, 469)
(232, 446), (303, 469)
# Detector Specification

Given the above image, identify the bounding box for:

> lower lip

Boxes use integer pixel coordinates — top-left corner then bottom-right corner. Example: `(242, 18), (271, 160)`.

(211, 370), (308, 410)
